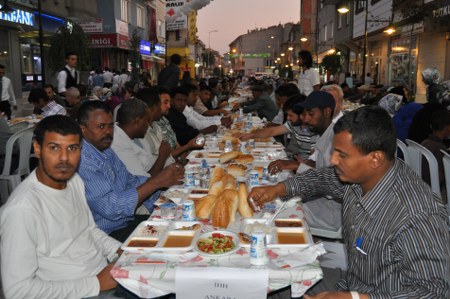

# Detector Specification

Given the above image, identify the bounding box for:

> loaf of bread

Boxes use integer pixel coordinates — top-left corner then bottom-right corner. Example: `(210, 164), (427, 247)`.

(219, 151), (240, 164)
(238, 182), (254, 218)
(208, 181), (224, 197)
(227, 164), (247, 177)
(212, 197), (231, 228)
(222, 189), (238, 222)
(234, 154), (254, 164)
(210, 167), (225, 187)
(221, 174), (236, 190)
(222, 135), (240, 145)
(195, 195), (218, 219)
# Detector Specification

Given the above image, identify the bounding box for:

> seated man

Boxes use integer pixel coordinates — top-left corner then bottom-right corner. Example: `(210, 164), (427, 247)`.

(77, 101), (184, 241)
(65, 86), (86, 121)
(194, 85), (229, 116)
(0, 115), (122, 298)
(184, 84), (231, 130)
(238, 94), (318, 160)
(166, 86), (217, 145)
(421, 109), (450, 203)
(271, 83), (301, 125)
(138, 87), (203, 170)
(250, 106), (450, 299)
(28, 88), (67, 118)
(233, 84), (278, 121)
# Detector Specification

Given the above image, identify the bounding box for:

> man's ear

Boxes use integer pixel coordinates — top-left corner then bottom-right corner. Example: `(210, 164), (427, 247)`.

(33, 140), (41, 159)
(324, 107), (333, 118)
(369, 151), (386, 169)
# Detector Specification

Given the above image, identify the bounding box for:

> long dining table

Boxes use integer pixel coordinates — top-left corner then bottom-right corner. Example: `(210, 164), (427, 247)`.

(110, 113), (325, 298)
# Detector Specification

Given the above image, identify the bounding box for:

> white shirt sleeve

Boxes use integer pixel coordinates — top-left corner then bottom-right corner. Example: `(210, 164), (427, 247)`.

(57, 70), (67, 93)
(5, 78), (16, 106)
(183, 106), (220, 130)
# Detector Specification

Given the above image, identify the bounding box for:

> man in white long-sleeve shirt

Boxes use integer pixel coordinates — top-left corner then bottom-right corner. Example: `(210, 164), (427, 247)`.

(183, 84), (231, 129)
(0, 115), (123, 299)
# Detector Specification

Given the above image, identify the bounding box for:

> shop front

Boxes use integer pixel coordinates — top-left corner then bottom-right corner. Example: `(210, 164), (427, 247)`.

(89, 33), (130, 72)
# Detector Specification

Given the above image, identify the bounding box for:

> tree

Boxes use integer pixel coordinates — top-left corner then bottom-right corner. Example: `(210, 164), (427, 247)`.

(48, 21), (90, 72)
(129, 29), (142, 84)
(320, 54), (342, 76)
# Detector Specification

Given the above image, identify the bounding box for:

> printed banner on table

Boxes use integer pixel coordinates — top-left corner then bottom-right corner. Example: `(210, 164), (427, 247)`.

(176, 267), (269, 299)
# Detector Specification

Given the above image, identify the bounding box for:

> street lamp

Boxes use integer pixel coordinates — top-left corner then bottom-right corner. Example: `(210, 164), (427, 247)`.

(208, 30), (218, 70)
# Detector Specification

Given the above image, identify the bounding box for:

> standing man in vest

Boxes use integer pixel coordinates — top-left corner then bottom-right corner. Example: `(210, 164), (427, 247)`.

(0, 64), (17, 119)
(57, 52), (79, 97)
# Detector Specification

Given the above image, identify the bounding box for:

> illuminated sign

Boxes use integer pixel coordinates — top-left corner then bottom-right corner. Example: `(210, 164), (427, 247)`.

(154, 44), (166, 55)
(140, 40), (151, 55)
(0, 5), (34, 26)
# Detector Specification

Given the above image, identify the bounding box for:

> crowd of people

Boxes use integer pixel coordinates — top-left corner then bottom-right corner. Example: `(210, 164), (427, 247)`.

(0, 51), (449, 299)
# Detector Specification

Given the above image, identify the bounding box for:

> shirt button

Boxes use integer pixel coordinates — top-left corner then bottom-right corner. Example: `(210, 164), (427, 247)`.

(356, 203), (361, 207)
(351, 225), (355, 229)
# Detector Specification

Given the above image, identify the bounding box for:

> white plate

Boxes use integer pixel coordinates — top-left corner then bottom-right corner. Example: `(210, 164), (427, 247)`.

(194, 230), (241, 257)
(186, 150), (220, 162)
(122, 221), (203, 253)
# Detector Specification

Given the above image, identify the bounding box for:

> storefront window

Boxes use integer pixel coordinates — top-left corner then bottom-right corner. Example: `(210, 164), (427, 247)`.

(389, 35), (418, 92)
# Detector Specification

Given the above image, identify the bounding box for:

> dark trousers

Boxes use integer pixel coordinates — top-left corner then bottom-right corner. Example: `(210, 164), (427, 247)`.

(0, 101), (12, 119)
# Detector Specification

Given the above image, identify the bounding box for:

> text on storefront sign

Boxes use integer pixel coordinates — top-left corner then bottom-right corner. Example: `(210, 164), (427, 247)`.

(0, 6), (34, 26)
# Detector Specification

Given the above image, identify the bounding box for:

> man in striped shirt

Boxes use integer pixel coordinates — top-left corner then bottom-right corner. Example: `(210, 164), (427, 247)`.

(250, 106), (450, 298)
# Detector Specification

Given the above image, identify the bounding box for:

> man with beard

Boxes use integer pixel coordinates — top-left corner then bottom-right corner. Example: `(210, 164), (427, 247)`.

(77, 101), (184, 242)
(237, 94), (317, 159)
(0, 116), (123, 298)
(142, 87), (205, 168)
(249, 106), (450, 299)
(268, 85), (344, 173)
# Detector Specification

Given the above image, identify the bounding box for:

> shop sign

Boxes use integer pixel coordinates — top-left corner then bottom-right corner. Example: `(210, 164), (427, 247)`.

(432, 0), (450, 18)
(115, 19), (129, 36)
(78, 18), (103, 33)
(229, 53), (271, 58)
(140, 40), (151, 55)
(154, 44), (166, 55)
(0, 5), (34, 26)
(118, 34), (130, 50)
(89, 34), (117, 48)
(166, 0), (187, 31)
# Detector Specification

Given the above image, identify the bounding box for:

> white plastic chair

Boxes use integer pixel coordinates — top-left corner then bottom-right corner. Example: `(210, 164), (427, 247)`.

(0, 126), (34, 204)
(9, 121), (30, 133)
(440, 149), (450, 226)
(405, 139), (441, 200)
(396, 139), (411, 166)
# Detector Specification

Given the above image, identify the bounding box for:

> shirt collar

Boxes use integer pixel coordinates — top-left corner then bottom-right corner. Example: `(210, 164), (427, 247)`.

(42, 101), (57, 113)
(81, 139), (114, 165)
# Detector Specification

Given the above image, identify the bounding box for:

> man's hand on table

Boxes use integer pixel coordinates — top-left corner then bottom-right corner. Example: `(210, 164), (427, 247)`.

(220, 116), (232, 128)
(236, 132), (253, 141)
(268, 159), (299, 174)
(187, 136), (205, 149)
(248, 183), (286, 208)
(152, 163), (185, 188)
(97, 263), (118, 291)
(305, 292), (368, 299)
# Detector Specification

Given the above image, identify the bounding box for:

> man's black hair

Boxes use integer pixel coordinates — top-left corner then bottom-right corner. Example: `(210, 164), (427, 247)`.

(170, 54), (181, 65)
(135, 88), (161, 108)
(284, 94), (307, 114)
(117, 98), (148, 125)
(275, 83), (300, 98)
(65, 52), (77, 59)
(77, 100), (111, 126)
(334, 106), (396, 160)
(170, 86), (188, 98)
(28, 88), (50, 104)
(182, 84), (199, 93)
(298, 50), (313, 68)
(34, 115), (82, 145)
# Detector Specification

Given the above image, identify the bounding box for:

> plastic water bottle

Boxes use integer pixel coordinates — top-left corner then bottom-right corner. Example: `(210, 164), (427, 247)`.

(200, 159), (210, 188)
